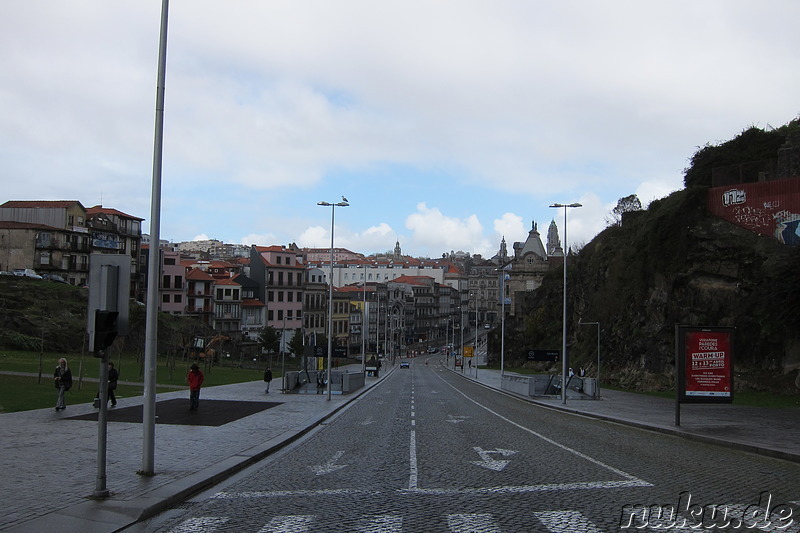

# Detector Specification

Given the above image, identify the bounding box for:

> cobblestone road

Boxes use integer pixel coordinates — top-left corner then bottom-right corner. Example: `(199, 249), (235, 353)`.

(128, 364), (800, 532)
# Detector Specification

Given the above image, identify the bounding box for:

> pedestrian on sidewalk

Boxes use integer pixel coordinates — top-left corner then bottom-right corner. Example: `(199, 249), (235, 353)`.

(263, 366), (273, 394)
(186, 363), (204, 410)
(94, 361), (119, 408)
(53, 358), (72, 412)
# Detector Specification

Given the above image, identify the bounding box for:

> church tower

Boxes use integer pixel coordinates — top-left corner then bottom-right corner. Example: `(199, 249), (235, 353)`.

(547, 219), (563, 257)
(497, 236), (508, 263)
(393, 240), (402, 260)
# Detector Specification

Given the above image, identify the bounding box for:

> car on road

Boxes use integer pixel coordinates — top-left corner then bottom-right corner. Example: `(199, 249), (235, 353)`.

(43, 274), (68, 283)
(399, 361), (410, 368)
(13, 268), (42, 279)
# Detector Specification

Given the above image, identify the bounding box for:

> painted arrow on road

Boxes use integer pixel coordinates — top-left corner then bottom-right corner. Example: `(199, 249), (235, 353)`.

(310, 450), (347, 476)
(470, 447), (517, 471)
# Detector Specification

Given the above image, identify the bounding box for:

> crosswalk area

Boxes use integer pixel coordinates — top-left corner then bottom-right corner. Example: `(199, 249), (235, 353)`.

(165, 509), (800, 533)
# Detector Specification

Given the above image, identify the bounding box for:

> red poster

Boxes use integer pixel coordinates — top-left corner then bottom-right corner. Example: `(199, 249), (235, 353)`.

(684, 330), (732, 398)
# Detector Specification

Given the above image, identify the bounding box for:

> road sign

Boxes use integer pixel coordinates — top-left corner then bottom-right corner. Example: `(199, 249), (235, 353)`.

(526, 349), (560, 362)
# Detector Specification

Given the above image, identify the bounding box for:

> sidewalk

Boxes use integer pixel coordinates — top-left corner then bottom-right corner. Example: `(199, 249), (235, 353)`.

(1, 364), (385, 533)
(456, 364), (800, 463)
(2, 362), (799, 532)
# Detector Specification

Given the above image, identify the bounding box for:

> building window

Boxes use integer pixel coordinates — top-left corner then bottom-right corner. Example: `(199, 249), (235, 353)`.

(174, 294), (182, 303)
(162, 294), (170, 303)
(163, 275), (171, 289)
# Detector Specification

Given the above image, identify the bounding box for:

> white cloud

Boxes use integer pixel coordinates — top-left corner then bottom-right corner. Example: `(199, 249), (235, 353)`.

(2, 1), (798, 259)
(492, 213), (527, 249)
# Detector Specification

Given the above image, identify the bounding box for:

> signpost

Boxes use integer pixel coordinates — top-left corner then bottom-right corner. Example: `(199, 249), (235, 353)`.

(675, 325), (734, 426)
(526, 349), (560, 362)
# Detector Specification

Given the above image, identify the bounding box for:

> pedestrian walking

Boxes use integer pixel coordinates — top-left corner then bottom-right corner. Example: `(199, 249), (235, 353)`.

(53, 358), (73, 412)
(94, 361), (119, 408)
(186, 363), (204, 410)
(263, 366), (273, 394)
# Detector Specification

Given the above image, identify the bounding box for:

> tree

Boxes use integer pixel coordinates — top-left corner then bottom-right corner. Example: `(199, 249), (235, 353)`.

(257, 326), (280, 357)
(288, 328), (305, 357)
(606, 194), (642, 227)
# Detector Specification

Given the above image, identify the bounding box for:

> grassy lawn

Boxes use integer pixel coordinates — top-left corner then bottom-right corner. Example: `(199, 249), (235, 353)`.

(0, 349), (294, 413)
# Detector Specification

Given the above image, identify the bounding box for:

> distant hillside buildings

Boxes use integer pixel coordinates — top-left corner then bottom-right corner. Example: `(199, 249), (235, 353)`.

(0, 198), (569, 358)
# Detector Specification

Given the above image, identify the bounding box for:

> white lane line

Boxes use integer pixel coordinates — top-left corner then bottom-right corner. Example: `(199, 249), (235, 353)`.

(447, 513), (501, 532)
(357, 514), (403, 532)
(213, 488), (371, 498)
(257, 515), (314, 533)
(435, 372), (651, 486)
(409, 429), (418, 490)
(168, 517), (229, 532)
(535, 510), (603, 533)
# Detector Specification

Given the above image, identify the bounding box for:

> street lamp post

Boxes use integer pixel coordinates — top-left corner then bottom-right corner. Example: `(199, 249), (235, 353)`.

(318, 198), (349, 401)
(550, 202), (582, 404)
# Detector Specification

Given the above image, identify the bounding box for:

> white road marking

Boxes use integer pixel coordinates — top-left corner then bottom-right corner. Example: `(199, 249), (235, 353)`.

(446, 415), (469, 423)
(470, 447), (517, 471)
(535, 510), (604, 533)
(356, 514), (403, 532)
(360, 416), (375, 426)
(309, 450), (347, 476)
(168, 516), (229, 532)
(447, 513), (500, 532)
(409, 429), (418, 490)
(257, 515), (314, 533)
(435, 371), (651, 487)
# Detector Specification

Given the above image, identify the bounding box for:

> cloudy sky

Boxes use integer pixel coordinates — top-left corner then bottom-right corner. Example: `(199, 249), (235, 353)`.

(2, 2), (798, 258)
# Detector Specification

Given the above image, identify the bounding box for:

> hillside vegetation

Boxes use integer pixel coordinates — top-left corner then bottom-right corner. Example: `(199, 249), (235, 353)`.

(493, 120), (800, 395)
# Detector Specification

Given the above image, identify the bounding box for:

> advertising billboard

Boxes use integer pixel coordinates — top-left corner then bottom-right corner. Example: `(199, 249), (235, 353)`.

(677, 326), (734, 403)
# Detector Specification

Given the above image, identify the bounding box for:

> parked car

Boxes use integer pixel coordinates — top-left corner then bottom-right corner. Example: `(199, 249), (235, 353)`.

(13, 268), (42, 279)
(42, 274), (68, 284)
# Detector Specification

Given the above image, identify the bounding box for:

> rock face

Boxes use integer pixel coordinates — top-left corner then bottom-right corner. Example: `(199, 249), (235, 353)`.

(497, 186), (800, 394)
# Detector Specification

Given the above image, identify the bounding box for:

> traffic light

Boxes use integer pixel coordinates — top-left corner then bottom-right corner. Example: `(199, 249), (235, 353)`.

(93, 310), (119, 355)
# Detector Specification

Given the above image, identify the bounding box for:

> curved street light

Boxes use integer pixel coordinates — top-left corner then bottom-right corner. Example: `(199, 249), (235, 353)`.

(318, 198), (349, 400)
(550, 202), (582, 404)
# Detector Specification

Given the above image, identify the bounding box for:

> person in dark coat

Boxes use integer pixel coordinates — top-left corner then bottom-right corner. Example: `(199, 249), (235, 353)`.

(263, 366), (273, 394)
(94, 361), (119, 408)
(53, 358), (73, 412)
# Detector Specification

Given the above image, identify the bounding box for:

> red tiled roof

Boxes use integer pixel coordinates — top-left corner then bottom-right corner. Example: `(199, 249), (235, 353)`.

(390, 275), (435, 285)
(186, 268), (215, 281)
(1, 200), (85, 209)
(86, 205), (144, 221)
(242, 299), (265, 307)
(214, 277), (240, 286)
(0, 221), (64, 231)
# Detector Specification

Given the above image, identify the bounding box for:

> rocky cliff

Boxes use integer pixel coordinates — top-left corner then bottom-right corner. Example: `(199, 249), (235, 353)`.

(494, 185), (800, 394)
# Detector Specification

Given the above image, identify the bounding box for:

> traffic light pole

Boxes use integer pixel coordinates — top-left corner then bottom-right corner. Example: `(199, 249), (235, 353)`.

(93, 351), (110, 498)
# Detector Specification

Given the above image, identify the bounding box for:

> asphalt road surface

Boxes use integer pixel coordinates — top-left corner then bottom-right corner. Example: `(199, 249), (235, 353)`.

(128, 362), (800, 532)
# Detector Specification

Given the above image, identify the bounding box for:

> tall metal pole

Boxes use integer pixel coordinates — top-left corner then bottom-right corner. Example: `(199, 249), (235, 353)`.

(142, 0), (169, 475)
(361, 268), (366, 375)
(474, 293), (478, 378)
(326, 206), (334, 400)
(500, 268), (506, 379)
(318, 199), (348, 401)
(550, 203), (582, 405)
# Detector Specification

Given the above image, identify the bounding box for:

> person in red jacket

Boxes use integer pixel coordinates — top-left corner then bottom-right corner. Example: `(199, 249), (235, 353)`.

(186, 364), (204, 411)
